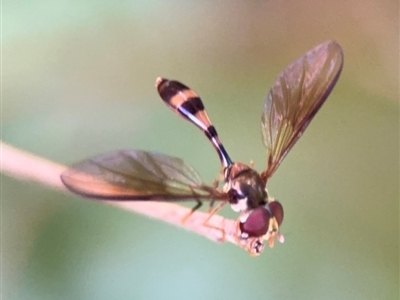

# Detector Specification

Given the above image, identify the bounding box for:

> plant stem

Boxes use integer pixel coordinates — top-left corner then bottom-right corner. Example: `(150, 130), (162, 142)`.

(1, 141), (258, 253)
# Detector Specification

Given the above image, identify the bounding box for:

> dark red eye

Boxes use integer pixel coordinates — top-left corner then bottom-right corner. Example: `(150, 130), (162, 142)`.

(268, 201), (284, 226)
(239, 207), (270, 238)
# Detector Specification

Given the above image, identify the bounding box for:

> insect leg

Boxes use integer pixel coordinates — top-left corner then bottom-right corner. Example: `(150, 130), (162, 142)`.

(234, 218), (241, 245)
(208, 174), (223, 212)
(203, 202), (227, 241)
(181, 200), (203, 224)
(208, 199), (216, 212)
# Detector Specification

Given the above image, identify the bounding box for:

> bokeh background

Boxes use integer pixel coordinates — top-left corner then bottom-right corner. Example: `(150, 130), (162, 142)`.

(3, 1), (399, 299)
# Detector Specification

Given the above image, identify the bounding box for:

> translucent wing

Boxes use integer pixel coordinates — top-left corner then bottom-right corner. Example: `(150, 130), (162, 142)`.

(261, 40), (344, 181)
(61, 150), (226, 201)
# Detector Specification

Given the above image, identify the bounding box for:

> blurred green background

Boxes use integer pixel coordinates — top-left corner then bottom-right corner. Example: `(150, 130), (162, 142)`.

(3, 1), (399, 299)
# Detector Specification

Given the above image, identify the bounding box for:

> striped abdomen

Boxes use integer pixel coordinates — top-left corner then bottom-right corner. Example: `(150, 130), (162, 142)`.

(156, 77), (233, 168)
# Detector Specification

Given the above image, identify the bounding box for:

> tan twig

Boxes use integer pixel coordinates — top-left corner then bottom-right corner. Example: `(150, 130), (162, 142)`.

(1, 141), (261, 254)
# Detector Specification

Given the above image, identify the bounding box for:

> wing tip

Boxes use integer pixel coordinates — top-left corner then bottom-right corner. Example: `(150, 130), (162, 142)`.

(315, 40), (344, 63)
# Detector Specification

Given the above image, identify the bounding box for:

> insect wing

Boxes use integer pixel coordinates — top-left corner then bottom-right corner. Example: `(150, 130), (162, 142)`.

(261, 40), (344, 181)
(61, 150), (225, 201)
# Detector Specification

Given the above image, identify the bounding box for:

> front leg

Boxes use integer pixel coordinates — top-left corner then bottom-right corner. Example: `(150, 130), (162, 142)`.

(181, 200), (202, 224)
(203, 202), (227, 241)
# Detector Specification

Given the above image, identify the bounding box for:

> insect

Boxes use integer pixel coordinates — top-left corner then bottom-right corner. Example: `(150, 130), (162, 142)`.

(61, 40), (343, 255)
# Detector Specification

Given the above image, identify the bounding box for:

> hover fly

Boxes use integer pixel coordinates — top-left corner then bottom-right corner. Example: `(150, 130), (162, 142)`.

(61, 40), (343, 255)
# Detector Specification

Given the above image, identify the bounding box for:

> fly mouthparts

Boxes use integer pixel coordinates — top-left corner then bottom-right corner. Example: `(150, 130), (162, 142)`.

(264, 232), (285, 247)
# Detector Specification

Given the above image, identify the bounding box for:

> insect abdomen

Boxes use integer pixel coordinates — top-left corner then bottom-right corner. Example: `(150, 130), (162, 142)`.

(156, 77), (232, 168)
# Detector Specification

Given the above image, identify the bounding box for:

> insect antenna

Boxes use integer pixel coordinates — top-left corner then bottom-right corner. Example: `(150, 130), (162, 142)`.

(156, 77), (233, 168)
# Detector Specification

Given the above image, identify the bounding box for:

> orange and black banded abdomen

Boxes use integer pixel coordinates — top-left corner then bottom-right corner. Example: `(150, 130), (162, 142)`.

(156, 78), (210, 129)
(156, 77), (233, 168)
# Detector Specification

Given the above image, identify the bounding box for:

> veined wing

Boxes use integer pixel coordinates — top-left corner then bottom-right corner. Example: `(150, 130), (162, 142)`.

(261, 40), (344, 181)
(61, 150), (226, 201)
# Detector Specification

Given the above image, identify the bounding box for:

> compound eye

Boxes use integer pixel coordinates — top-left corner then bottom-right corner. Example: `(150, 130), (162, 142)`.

(268, 201), (284, 226)
(239, 207), (270, 238)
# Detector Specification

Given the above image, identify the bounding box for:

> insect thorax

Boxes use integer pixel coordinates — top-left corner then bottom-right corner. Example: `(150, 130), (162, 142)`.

(223, 163), (268, 213)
